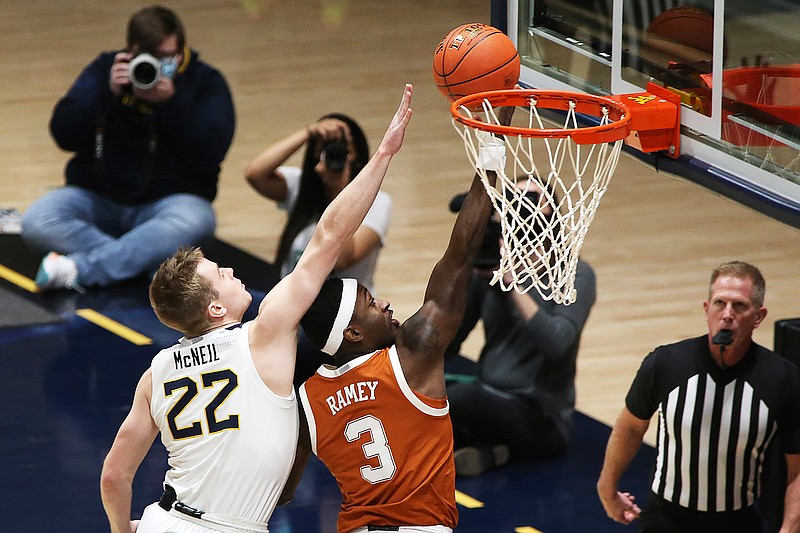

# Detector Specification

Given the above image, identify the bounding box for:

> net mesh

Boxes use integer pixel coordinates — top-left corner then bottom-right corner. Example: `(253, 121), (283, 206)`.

(453, 95), (624, 305)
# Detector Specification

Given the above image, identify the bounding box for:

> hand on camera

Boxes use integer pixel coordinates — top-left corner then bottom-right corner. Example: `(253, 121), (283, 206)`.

(109, 52), (176, 103)
(110, 52), (133, 96)
(132, 75), (175, 104)
(310, 118), (353, 178)
(307, 118), (350, 144)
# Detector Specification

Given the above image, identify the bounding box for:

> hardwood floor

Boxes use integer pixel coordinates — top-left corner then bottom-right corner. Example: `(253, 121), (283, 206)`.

(2, 0), (799, 443)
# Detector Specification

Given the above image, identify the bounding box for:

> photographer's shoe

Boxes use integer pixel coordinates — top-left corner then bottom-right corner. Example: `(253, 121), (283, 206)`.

(454, 444), (510, 477)
(0, 207), (21, 234)
(35, 252), (81, 292)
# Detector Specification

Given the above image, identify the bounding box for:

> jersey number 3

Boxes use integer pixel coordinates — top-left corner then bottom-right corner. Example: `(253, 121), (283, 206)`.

(164, 369), (240, 440)
(345, 415), (397, 484)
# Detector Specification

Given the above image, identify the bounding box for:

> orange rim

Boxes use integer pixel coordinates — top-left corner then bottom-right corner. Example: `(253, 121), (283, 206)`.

(451, 89), (633, 144)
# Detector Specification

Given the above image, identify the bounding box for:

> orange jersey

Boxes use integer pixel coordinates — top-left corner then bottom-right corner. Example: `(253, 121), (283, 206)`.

(299, 346), (457, 533)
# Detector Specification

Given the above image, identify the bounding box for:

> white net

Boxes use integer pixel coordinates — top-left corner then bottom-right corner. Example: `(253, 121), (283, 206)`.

(453, 94), (624, 305)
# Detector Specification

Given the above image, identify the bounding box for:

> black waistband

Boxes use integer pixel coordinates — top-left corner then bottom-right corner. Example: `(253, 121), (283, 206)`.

(158, 485), (204, 519)
(367, 527), (400, 532)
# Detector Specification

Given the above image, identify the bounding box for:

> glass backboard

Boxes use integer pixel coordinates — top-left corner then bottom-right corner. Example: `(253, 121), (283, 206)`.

(495, 0), (800, 227)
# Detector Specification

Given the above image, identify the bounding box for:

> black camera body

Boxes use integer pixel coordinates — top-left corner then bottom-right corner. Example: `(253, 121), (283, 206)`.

(449, 192), (501, 268)
(321, 139), (349, 172)
(475, 216), (502, 268)
(449, 188), (541, 269)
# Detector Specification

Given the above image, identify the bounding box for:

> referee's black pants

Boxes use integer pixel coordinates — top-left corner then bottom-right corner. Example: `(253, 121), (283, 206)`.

(639, 493), (763, 533)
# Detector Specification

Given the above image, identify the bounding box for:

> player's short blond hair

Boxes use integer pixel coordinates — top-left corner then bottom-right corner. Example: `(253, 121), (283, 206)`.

(149, 247), (218, 335)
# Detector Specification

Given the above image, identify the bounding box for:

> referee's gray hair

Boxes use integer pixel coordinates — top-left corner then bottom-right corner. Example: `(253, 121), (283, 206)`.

(709, 261), (765, 307)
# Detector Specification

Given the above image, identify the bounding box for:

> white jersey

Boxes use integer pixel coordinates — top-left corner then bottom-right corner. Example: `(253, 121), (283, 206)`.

(149, 323), (298, 528)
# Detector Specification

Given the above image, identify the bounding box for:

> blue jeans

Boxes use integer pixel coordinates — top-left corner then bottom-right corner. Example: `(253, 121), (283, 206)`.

(21, 186), (216, 287)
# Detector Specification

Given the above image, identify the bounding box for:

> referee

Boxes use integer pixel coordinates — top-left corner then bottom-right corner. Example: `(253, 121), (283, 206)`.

(597, 261), (800, 532)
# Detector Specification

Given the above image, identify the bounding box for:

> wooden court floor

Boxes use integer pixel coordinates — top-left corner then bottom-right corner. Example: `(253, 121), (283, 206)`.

(1, 0), (799, 531)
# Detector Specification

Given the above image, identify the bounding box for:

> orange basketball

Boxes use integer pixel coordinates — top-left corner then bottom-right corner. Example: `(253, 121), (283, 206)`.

(433, 23), (520, 105)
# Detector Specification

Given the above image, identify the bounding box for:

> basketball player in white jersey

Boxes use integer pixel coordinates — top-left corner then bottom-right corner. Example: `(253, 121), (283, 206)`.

(99, 84), (413, 533)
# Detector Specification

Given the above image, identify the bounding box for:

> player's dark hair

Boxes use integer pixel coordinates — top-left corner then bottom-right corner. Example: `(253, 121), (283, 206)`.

(301, 277), (345, 350)
(275, 114), (370, 269)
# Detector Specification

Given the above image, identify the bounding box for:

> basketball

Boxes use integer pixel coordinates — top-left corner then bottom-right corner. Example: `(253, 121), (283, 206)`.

(432, 23), (520, 105)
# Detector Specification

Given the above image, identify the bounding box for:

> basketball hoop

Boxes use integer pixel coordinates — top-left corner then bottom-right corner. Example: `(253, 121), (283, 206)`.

(451, 87), (678, 305)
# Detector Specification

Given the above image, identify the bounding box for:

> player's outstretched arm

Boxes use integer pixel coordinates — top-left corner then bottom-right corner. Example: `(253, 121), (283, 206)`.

(249, 85), (413, 394)
(266, 83), (411, 322)
(398, 101), (515, 397)
(277, 83), (411, 307)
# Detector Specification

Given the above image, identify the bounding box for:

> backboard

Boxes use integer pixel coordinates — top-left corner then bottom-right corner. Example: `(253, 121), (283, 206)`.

(493, 0), (800, 227)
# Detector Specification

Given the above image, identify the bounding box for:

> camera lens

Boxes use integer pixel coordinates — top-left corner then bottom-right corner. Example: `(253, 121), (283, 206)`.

(129, 53), (161, 90)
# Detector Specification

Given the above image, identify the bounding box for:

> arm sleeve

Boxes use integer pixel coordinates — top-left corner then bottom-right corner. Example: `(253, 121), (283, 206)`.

(360, 191), (392, 244)
(277, 167), (302, 212)
(625, 351), (660, 420)
(49, 53), (116, 152)
(520, 260), (597, 361)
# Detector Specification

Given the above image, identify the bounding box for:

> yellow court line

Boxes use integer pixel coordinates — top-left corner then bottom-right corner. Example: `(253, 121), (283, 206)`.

(455, 490), (484, 509)
(0, 264), (38, 293)
(76, 308), (152, 345)
(515, 528), (543, 533)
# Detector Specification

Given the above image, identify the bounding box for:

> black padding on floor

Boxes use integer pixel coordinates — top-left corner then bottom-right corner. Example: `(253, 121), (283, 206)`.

(0, 284), (62, 328)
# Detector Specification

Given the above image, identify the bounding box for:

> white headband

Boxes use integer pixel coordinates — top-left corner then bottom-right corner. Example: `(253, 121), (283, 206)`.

(321, 278), (358, 355)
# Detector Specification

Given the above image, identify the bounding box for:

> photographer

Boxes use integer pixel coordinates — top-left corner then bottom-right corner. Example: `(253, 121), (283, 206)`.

(445, 178), (597, 476)
(245, 113), (391, 384)
(22, 5), (235, 291)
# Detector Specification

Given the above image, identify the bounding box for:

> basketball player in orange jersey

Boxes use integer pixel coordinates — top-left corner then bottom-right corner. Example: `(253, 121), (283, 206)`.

(278, 103), (517, 533)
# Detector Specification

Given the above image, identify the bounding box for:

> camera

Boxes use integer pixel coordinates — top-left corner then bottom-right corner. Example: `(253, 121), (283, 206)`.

(476, 216), (503, 268)
(449, 188), (541, 269)
(320, 138), (349, 172)
(128, 53), (177, 90)
(449, 192), (502, 268)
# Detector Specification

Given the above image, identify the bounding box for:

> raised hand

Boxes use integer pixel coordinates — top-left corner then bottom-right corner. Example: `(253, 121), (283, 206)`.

(109, 52), (133, 96)
(307, 118), (350, 145)
(378, 84), (413, 156)
(133, 73), (175, 104)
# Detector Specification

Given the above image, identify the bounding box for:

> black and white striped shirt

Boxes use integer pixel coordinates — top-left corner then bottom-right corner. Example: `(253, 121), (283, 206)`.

(626, 336), (800, 512)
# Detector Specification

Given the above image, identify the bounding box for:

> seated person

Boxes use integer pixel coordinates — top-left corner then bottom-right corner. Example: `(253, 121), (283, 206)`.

(245, 113), (391, 384)
(245, 113), (390, 294)
(22, 5), (235, 291)
(445, 179), (597, 476)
